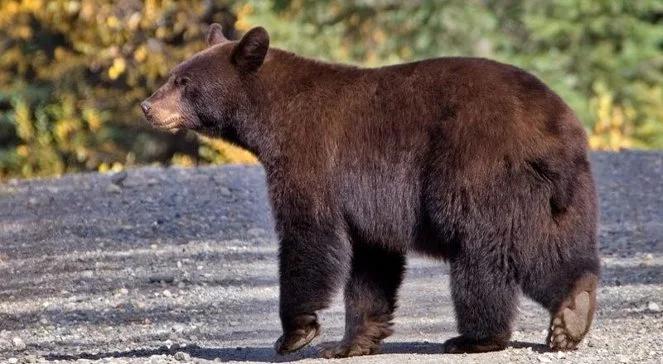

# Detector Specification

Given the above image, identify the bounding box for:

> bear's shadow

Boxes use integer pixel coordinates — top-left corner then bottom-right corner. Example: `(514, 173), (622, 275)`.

(44, 341), (549, 362)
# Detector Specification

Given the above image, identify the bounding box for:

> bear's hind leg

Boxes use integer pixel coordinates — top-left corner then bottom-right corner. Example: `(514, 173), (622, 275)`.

(321, 244), (405, 358)
(444, 252), (518, 354)
(520, 242), (599, 351)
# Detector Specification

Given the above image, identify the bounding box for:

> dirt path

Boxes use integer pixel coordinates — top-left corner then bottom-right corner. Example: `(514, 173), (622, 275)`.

(1, 151), (662, 363)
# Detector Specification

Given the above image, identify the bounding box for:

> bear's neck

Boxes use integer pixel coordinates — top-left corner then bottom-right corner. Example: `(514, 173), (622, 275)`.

(243, 49), (362, 169)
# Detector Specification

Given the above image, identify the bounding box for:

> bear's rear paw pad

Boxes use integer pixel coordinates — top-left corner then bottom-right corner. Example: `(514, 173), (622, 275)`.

(548, 290), (593, 350)
(274, 322), (320, 355)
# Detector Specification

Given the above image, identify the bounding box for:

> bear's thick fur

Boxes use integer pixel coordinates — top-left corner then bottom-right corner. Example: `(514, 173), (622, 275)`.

(142, 25), (600, 358)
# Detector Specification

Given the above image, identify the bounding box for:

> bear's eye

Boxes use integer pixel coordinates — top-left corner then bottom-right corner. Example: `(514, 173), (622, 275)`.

(175, 76), (190, 88)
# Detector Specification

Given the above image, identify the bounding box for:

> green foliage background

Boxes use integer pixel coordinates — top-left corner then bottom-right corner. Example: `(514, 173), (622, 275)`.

(1, 0), (662, 179)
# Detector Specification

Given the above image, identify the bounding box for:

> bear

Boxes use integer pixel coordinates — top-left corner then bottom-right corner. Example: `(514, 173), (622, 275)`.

(141, 24), (600, 358)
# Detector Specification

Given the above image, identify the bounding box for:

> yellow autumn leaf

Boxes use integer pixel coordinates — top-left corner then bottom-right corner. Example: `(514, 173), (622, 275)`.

(108, 57), (126, 79)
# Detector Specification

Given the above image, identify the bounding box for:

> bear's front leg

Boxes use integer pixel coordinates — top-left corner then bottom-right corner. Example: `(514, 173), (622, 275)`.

(273, 220), (351, 355)
(321, 244), (406, 358)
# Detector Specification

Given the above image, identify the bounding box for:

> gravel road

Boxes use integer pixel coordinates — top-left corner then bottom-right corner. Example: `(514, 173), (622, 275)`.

(1, 151), (662, 363)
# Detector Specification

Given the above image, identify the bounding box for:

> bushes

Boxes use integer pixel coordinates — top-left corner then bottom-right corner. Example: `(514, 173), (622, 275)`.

(0, 0), (661, 179)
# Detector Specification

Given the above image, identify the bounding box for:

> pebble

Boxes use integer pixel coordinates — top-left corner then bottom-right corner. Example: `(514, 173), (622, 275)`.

(7, 358), (18, 364)
(12, 336), (26, 351)
(163, 289), (173, 298)
(647, 301), (660, 312)
(0, 338), (10, 351)
(149, 274), (175, 284)
(110, 171), (128, 186)
(538, 356), (551, 363)
(174, 351), (190, 361)
(22, 356), (39, 363)
(105, 184), (122, 193)
(119, 288), (129, 295)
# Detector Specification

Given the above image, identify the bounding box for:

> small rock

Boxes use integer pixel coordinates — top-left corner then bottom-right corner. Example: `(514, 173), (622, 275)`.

(174, 351), (189, 362)
(12, 337), (26, 351)
(7, 358), (18, 364)
(22, 355), (39, 363)
(0, 339), (10, 350)
(119, 288), (129, 295)
(148, 274), (174, 284)
(105, 184), (122, 194)
(162, 289), (173, 298)
(538, 356), (551, 363)
(647, 302), (660, 312)
(110, 170), (128, 186)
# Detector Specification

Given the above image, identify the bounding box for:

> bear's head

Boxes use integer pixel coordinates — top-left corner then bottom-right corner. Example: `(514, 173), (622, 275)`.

(141, 24), (269, 141)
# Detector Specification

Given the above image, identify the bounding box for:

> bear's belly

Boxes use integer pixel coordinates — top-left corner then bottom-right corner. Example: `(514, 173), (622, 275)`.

(339, 171), (421, 251)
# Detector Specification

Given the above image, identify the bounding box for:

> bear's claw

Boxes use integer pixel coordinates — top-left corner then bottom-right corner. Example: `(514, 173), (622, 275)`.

(274, 322), (320, 354)
(320, 341), (380, 359)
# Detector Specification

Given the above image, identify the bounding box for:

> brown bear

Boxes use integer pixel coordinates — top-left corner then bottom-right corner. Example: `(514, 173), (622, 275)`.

(141, 24), (599, 358)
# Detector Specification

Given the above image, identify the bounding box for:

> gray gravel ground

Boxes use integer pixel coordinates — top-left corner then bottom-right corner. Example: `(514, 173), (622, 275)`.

(0, 151), (662, 363)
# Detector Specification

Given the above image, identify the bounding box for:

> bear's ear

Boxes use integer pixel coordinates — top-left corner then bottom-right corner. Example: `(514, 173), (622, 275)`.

(231, 27), (269, 73)
(207, 23), (228, 46)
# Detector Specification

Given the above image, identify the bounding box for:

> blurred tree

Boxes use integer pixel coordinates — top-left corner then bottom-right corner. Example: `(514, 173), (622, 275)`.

(0, 0), (245, 179)
(264, 0), (663, 150)
(0, 0), (661, 179)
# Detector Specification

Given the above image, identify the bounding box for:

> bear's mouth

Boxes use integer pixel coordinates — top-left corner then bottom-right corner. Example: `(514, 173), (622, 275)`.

(149, 114), (184, 132)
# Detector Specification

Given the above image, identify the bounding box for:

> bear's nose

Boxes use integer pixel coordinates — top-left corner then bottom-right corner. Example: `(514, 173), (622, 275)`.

(140, 101), (151, 115)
